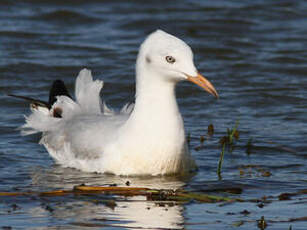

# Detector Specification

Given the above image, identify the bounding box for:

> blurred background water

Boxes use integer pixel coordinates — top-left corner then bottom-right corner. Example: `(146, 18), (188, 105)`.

(0, 0), (306, 229)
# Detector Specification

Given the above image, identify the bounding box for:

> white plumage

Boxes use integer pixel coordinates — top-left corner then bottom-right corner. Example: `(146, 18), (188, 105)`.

(21, 30), (218, 176)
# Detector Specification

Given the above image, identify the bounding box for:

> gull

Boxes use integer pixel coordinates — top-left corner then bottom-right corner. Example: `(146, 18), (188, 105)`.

(12, 30), (218, 176)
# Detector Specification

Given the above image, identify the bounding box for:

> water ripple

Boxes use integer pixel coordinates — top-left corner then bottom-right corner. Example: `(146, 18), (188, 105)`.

(31, 10), (101, 24)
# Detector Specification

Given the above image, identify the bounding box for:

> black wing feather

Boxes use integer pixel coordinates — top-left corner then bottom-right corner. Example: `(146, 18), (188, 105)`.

(9, 79), (71, 112)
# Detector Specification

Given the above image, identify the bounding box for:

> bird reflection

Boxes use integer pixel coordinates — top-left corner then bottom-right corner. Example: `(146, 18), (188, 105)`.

(29, 165), (188, 229)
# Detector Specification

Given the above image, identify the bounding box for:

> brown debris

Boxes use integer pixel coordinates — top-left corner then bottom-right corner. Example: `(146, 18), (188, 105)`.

(240, 209), (250, 215)
(233, 130), (239, 140)
(278, 193), (292, 201)
(208, 124), (214, 136)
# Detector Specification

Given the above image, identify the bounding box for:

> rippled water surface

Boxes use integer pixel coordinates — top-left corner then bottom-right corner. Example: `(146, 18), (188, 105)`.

(1, 0), (307, 229)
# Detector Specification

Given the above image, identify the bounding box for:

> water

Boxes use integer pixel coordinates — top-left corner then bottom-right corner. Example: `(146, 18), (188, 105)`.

(1, 0), (306, 229)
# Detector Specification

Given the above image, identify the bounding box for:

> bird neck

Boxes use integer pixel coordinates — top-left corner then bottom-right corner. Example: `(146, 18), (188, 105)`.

(123, 68), (184, 140)
(133, 71), (180, 123)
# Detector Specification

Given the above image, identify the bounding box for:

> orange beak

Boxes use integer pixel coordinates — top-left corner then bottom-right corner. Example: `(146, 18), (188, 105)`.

(187, 73), (219, 98)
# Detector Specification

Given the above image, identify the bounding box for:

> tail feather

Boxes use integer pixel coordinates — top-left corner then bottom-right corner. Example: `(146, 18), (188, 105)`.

(12, 68), (105, 135)
(9, 79), (71, 113)
(8, 94), (49, 108)
(48, 80), (71, 107)
(75, 69), (103, 114)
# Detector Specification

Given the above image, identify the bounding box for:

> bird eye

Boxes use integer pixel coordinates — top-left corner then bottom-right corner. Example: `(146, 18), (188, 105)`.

(165, 56), (176, 64)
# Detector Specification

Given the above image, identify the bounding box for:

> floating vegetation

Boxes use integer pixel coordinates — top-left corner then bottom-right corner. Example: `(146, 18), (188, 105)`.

(238, 165), (272, 178)
(1, 186), (306, 229)
(278, 189), (307, 201)
(193, 124), (215, 151)
(2, 185), (305, 204)
(190, 120), (298, 183)
(246, 137), (253, 155)
(0, 185), (242, 204)
(217, 121), (239, 179)
(226, 121), (239, 147)
(232, 220), (244, 227)
(207, 123), (214, 137)
(199, 123), (214, 144)
(217, 140), (226, 179)
(257, 216), (268, 229)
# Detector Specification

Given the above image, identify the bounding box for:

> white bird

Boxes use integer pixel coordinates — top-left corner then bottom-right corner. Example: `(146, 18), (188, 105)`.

(15, 30), (218, 176)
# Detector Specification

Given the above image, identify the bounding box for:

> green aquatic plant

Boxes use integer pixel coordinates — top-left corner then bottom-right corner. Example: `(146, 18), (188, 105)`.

(217, 121), (239, 179)
(217, 140), (226, 179)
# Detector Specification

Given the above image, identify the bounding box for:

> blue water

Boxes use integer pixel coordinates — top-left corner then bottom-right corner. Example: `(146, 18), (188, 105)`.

(0, 0), (307, 229)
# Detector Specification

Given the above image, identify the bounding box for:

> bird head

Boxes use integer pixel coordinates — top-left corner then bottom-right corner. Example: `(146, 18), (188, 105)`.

(136, 30), (218, 98)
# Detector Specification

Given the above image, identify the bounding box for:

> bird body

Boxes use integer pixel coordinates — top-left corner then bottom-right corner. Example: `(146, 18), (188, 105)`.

(18, 30), (218, 176)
